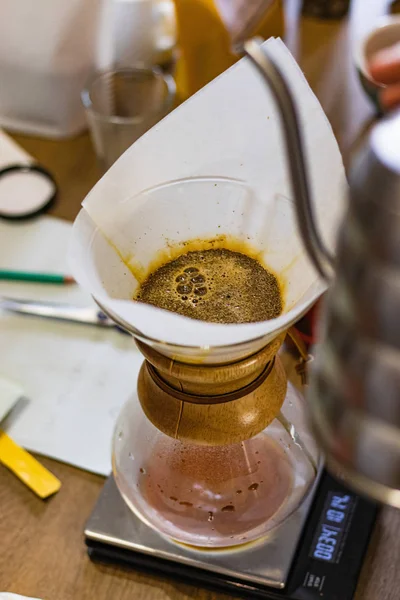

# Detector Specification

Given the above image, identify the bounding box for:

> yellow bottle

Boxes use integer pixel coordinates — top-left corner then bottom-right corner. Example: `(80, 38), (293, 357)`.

(173, 0), (284, 101)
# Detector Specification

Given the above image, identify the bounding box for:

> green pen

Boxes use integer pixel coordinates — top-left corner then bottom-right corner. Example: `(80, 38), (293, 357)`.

(0, 270), (75, 285)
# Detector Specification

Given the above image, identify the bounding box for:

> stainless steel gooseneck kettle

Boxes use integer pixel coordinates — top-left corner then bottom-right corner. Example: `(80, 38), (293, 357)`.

(243, 39), (400, 508)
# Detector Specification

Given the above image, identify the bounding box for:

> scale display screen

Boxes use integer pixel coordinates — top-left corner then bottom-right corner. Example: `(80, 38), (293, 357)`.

(309, 491), (356, 563)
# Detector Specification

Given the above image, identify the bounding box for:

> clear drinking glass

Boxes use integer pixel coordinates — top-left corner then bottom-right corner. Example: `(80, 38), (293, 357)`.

(82, 68), (175, 171)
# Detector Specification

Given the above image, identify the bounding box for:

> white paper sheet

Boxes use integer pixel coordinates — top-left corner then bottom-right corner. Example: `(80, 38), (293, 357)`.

(0, 216), (142, 476)
(70, 38), (346, 354)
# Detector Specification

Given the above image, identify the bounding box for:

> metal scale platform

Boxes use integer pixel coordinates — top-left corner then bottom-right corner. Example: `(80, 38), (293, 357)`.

(85, 470), (377, 599)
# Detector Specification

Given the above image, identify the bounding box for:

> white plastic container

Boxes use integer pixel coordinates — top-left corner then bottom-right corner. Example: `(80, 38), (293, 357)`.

(0, 0), (101, 138)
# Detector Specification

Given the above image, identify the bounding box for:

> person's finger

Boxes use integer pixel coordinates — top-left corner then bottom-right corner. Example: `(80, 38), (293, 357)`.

(380, 82), (400, 111)
(369, 42), (400, 85)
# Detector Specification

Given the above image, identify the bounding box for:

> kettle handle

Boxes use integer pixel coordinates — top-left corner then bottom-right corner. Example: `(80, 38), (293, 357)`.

(242, 39), (335, 282)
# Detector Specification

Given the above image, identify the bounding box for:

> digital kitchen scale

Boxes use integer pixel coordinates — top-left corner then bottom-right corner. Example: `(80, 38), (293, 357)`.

(85, 470), (377, 599)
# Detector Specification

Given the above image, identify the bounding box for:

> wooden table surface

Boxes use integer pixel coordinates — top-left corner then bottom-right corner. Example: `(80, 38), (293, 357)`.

(1, 2), (400, 599)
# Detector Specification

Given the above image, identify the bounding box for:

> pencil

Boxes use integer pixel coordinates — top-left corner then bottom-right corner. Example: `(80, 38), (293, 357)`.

(0, 270), (75, 285)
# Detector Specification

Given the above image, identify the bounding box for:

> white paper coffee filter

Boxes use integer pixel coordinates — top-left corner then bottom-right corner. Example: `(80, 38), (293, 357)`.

(70, 38), (346, 356)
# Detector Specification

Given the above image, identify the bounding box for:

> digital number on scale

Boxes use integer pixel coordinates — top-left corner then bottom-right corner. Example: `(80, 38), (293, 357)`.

(309, 491), (355, 563)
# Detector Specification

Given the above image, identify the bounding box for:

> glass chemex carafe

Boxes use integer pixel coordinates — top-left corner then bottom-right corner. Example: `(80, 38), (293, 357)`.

(69, 38), (346, 549)
(112, 325), (319, 548)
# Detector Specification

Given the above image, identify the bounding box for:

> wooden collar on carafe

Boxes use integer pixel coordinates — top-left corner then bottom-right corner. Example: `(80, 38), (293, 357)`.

(135, 333), (286, 398)
(135, 334), (288, 445)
